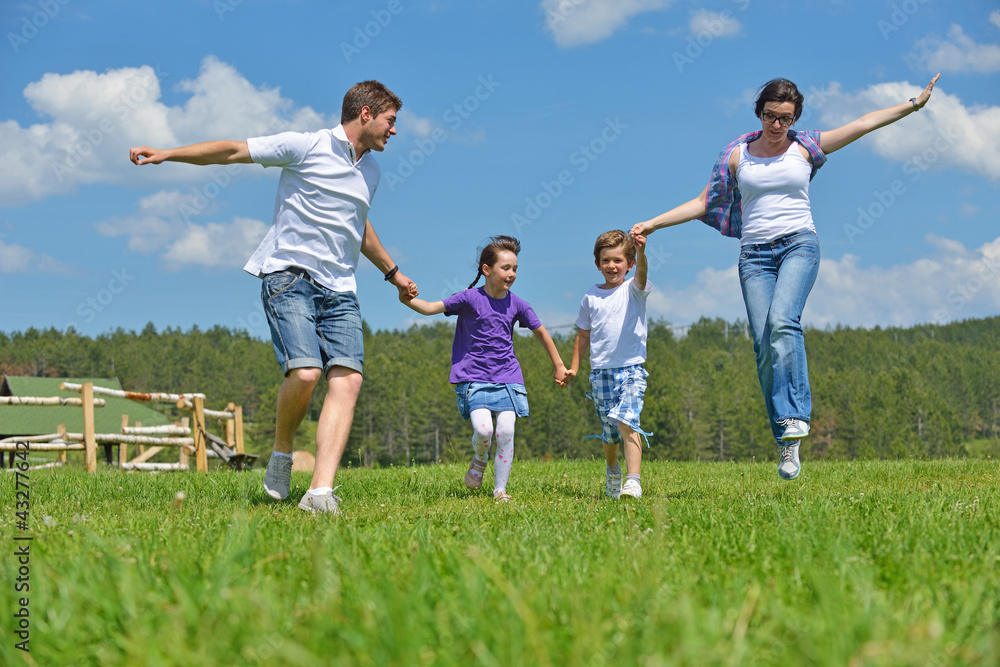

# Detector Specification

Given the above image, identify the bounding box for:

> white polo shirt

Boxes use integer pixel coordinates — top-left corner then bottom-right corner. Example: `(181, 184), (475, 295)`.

(243, 125), (379, 293)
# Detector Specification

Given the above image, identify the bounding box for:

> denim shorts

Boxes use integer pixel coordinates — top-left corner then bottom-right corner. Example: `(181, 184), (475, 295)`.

(589, 365), (648, 445)
(455, 382), (529, 419)
(261, 269), (364, 376)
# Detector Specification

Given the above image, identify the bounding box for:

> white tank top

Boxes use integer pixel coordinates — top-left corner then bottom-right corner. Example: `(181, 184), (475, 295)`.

(736, 140), (815, 246)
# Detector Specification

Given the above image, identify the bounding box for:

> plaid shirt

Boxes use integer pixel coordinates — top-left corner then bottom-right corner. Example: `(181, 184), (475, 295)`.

(698, 129), (826, 239)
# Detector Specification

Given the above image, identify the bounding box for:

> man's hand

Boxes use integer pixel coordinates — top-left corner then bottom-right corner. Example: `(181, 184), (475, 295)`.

(393, 271), (418, 301)
(130, 146), (168, 165)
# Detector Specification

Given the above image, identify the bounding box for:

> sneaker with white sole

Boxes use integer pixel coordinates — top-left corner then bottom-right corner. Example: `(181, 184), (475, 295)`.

(776, 442), (801, 480)
(263, 454), (293, 500)
(298, 487), (343, 515)
(606, 469), (622, 499)
(779, 418), (810, 441)
(620, 478), (642, 499)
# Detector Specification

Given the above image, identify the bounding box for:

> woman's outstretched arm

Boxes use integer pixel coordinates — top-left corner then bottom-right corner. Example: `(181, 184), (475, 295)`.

(820, 74), (940, 155)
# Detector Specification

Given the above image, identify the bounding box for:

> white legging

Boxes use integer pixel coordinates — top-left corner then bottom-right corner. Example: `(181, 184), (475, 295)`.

(469, 409), (516, 494)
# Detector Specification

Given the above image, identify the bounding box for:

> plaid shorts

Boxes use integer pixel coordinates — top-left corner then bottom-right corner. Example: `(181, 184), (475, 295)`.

(588, 364), (648, 445)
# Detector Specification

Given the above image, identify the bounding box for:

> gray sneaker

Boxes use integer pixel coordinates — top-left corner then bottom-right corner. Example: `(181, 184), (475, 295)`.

(779, 418), (810, 441)
(298, 488), (343, 515)
(776, 442), (801, 480)
(263, 454), (292, 500)
(606, 469), (622, 499)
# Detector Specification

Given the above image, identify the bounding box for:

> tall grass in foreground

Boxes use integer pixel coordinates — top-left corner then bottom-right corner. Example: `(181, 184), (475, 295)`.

(1, 459), (998, 666)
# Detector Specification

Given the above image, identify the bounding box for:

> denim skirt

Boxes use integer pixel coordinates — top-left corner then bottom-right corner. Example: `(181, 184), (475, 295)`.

(455, 382), (529, 419)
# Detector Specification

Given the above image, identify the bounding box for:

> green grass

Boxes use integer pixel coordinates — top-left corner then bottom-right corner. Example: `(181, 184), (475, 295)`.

(2, 458), (998, 666)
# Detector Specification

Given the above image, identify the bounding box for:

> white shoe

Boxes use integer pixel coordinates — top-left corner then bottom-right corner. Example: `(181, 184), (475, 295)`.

(620, 478), (642, 499)
(779, 418), (810, 441)
(298, 487), (343, 515)
(776, 443), (801, 480)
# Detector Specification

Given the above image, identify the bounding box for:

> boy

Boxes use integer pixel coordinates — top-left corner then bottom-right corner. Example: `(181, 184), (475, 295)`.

(567, 229), (652, 499)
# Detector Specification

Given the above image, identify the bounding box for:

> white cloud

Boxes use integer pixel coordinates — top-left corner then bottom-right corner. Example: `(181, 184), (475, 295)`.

(645, 235), (1000, 329)
(911, 24), (1000, 73)
(542, 0), (672, 48)
(812, 80), (1000, 182)
(398, 110), (435, 140)
(0, 240), (71, 275)
(162, 217), (268, 270)
(688, 9), (742, 39)
(95, 190), (268, 270)
(0, 57), (335, 205)
(991, 10), (1000, 29)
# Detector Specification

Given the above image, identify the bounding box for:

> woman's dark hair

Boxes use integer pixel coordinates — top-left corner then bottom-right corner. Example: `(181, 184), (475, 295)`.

(753, 78), (804, 122)
(468, 235), (521, 289)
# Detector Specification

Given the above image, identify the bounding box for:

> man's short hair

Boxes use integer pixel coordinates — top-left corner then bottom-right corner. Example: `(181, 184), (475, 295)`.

(593, 230), (635, 264)
(341, 80), (402, 124)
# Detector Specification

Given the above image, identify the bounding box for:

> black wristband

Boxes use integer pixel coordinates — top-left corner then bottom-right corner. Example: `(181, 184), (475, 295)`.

(384, 265), (399, 282)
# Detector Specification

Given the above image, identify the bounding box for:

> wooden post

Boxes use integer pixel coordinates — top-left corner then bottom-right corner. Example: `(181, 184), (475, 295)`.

(57, 424), (67, 464)
(179, 417), (189, 468)
(225, 418), (235, 448)
(192, 396), (208, 473)
(120, 415), (129, 469)
(82, 382), (97, 473)
(234, 406), (245, 454)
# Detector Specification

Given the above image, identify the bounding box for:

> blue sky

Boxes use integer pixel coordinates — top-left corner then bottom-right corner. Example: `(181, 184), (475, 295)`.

(2, 0), (999, 341)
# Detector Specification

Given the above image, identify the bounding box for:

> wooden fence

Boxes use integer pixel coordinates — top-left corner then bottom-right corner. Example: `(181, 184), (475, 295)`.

(0, 382), (246, 473)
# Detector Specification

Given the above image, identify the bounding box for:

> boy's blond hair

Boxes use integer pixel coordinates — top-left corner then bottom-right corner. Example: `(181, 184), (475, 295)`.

(593, 230), (635, 264)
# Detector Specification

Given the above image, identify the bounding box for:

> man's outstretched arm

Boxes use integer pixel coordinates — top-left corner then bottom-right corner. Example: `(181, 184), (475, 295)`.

(129, 140), (252, 166)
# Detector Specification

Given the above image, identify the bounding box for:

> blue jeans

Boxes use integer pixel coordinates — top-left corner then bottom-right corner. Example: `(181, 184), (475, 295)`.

(261, 269), (364, 376)
(738, 231), (819, 441)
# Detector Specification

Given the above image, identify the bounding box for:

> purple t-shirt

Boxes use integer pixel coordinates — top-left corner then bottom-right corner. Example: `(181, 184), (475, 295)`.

(442, 288), (542, 384)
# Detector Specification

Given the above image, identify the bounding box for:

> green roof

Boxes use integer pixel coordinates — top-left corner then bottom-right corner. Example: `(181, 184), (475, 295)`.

(1, 376), (170, 437)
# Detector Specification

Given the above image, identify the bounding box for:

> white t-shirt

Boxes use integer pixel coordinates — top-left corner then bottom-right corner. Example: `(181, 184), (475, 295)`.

(736, 141), (815, 246)
(576, 277), (652, 369)
(243, 125), (379, 293)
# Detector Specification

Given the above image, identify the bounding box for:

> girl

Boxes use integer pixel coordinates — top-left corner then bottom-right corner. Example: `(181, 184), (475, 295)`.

(401, 235), (567, 501)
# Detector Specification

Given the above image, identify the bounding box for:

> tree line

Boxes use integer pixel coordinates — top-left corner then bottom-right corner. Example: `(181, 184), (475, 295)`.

(1, 317), (998, 465)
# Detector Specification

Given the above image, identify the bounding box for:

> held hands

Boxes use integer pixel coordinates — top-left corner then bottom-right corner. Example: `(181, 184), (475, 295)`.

(630, 222), (652, 241)
(392, 272), (418, 301)
(562, 367), (578, 385)
(553, 365), (569, 388)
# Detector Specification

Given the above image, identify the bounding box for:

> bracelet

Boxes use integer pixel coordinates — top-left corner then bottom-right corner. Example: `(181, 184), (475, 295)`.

(384, 265), (399, 282)
(909, 97), (920, 111)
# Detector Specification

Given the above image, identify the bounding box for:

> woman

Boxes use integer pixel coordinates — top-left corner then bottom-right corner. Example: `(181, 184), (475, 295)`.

(631, 74), (940, 480)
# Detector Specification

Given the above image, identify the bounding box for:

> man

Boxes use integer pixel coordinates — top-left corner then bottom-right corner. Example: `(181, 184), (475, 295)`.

(130, 80), (417, 514)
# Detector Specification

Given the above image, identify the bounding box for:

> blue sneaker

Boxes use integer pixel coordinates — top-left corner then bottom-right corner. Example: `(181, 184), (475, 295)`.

(776, 442), (801, 480)
(263, 454), (292, 500)
(606, 469), (622, 499)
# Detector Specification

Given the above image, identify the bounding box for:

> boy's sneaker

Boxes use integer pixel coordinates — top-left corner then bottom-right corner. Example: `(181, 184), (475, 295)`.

(605, 470), (622, 499)
(263, 454), (293, 500)
(298, 488), (343, 515)
(620, 478), (642, 499)
(779, 418), (810, 441)
(776, 442), (801, 480)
